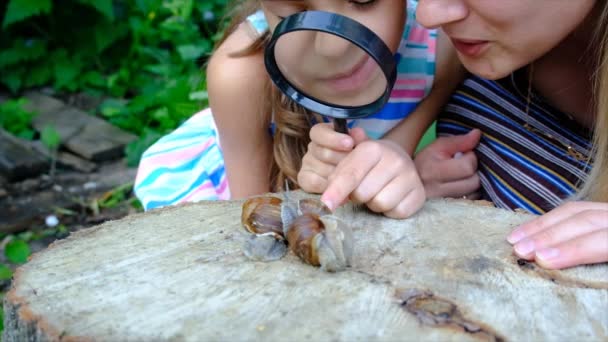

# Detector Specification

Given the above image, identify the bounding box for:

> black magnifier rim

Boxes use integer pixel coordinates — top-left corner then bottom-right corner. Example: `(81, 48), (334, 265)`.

(264, 11), (397, 120)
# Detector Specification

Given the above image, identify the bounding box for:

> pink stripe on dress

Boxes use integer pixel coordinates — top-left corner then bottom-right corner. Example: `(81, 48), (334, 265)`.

(394, 78), (427, 86)
(427, 35), (437, 55)
(181, 172), (230, 202)
(408, 26), (428, 44)
(137, 139), (215, 180)
(390, 89), (426, 99)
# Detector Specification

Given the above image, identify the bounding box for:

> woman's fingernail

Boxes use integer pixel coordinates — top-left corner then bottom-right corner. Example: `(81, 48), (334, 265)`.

(453, 151), (463, 159)
(536, 248), (560, 261)
(322, 198), (334, 211)
(507, 229), (525, 244)
(514, 239), (535, 256)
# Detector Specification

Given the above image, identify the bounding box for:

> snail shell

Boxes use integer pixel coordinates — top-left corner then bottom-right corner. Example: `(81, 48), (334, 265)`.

(241, 196), (284, 239)
(285, 213), (353, 272)
(241, 194), (353, 272)
(285, 213), (326, 266)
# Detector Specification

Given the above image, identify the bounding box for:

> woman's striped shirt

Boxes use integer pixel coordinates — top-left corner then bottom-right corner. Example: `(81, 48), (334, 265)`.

(436, 71), (593, 214)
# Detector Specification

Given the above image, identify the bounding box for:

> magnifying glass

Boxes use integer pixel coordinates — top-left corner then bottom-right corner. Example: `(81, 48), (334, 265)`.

(264, 11), (397, 134)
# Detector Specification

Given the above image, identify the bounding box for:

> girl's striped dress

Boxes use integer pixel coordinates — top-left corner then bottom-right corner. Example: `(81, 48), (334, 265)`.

(134, 0), (437, 211)
(436, 70), (592, 214)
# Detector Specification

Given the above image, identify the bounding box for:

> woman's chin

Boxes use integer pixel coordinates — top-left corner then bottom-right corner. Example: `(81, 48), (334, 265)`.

(460, 58), (515, 81)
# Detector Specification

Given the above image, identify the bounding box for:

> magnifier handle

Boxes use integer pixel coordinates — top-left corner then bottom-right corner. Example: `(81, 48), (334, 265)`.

(333, 119), (348, 134)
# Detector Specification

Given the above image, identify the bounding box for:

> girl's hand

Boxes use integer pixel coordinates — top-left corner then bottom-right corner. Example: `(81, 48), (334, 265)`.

(414, 129), (482, 199)
(508, 201), (608, 269)
(298, 123), (368, 193)
(320, 139), (425, 219)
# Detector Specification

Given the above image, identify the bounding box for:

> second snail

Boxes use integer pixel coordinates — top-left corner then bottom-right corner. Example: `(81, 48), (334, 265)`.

(241, 192), (354, 272)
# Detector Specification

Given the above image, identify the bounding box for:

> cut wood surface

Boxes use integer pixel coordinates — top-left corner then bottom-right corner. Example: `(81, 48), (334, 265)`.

(4, 192), (608, 341)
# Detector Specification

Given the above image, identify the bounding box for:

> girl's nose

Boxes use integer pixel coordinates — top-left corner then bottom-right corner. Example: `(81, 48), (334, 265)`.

(416, 0), (468, 28)
(314, 32), (352, 59)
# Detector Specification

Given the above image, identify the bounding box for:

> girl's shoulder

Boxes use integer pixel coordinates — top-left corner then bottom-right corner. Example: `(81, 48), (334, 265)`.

(207, 22), (267, 111)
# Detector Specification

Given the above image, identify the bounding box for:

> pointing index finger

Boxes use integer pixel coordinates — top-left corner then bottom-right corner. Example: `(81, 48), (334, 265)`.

(320, 149), (379, 210)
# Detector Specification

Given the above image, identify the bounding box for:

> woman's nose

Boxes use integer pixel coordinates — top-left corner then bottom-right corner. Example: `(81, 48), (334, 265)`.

(314, 32), (351, 59)
(416, 0), (468, 28)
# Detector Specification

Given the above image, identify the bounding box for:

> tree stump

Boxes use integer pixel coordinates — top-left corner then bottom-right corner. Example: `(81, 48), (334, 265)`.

(4, 192), (608, 341)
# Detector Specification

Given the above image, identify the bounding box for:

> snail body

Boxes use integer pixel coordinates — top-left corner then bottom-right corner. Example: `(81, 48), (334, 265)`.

(241, 194), (353, 272)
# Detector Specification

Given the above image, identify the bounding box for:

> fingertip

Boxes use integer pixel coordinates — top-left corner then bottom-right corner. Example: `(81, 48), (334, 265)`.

(340, 137), (354, 150)
(534, 248), (562, 269)
(469, 128), (482, 141)
(349, 127), (368, 145)
(320, 196), (335, 212)
(507, 228), (525, 244)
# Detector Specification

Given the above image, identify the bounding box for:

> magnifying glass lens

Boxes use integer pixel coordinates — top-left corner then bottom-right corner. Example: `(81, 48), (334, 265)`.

(275, 31), (387, 107)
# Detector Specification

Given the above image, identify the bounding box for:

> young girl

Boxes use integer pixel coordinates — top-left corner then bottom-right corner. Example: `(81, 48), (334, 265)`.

(134, 0), (462, 212)
(307, 0), (607, 269)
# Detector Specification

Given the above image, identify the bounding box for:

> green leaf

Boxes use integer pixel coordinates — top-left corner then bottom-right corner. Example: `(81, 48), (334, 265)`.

(0, 70), (23, 94)
(125, 129), (162, 167)
(5, 239), (31, 264)
(82, 70), (107, 88)
(24, 61), (53, 87)
(41, 125), (61, 149)
(0, 264), (13, 280)
(93, 19), (129, 53)
(177, 44), (208, 61)
(188, 90), (208, 101)
(2, 0), (52, 28)
(0, 39), (47, 68)
(99, 98), (128, 118)
(135, 0), (162, 14)
(76, 0), (114, 20)
(0, 98), (37, 137)
(52, 50), (83, 90)
(17, 129), (35, 140)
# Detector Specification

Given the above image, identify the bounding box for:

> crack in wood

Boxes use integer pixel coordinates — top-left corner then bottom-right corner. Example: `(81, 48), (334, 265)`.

(515, 258), (608, 290)
(396, 289), (505, 342)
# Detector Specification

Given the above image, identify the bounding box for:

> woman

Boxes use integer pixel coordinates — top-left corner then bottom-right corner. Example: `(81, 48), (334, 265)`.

(301, 0), (607, 269)
(413, 0), (607, 270)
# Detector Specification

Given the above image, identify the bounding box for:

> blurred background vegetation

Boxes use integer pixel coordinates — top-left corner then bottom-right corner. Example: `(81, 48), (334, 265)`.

(0, 0), (229, 165)
(0, 0), (230, 332)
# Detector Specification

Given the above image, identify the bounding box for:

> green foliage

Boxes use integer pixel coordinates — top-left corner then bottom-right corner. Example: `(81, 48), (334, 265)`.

(0, 264), (12, 280)
(97, 182), (135, 209)
(0, 98), (37, 139)
(2, 0), (52, 28)
(4, 239), (31, 264)
(41, 125), (61, 149)
(1, 0), (229, 163)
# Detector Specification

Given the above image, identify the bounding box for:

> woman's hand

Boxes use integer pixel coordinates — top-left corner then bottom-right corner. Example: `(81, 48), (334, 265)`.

(320, 139), (425, 219)
(414, 129), (482, 199)
(298, 123), (368, 193)
(508, 201), (608, 269)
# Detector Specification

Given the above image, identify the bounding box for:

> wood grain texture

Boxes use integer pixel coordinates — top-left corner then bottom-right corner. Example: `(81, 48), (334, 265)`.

(4, 192), (608, 341)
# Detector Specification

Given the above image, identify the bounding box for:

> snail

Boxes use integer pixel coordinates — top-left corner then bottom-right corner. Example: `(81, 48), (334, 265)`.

(241, 193), (354, 272)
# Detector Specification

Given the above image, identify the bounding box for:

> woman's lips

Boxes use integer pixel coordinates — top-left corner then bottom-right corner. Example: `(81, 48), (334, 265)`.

(451, 38), (489, 57)
(322, 55), (377, 93)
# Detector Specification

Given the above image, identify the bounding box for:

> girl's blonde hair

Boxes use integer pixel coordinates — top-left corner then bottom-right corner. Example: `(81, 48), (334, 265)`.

(578, 3), (608, 202)
(215, 0), (313, 192)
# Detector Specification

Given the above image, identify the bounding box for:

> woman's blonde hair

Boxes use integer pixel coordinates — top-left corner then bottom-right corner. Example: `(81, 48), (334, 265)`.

(214, 0), (314, 192)
(578, 3), (608, 202)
